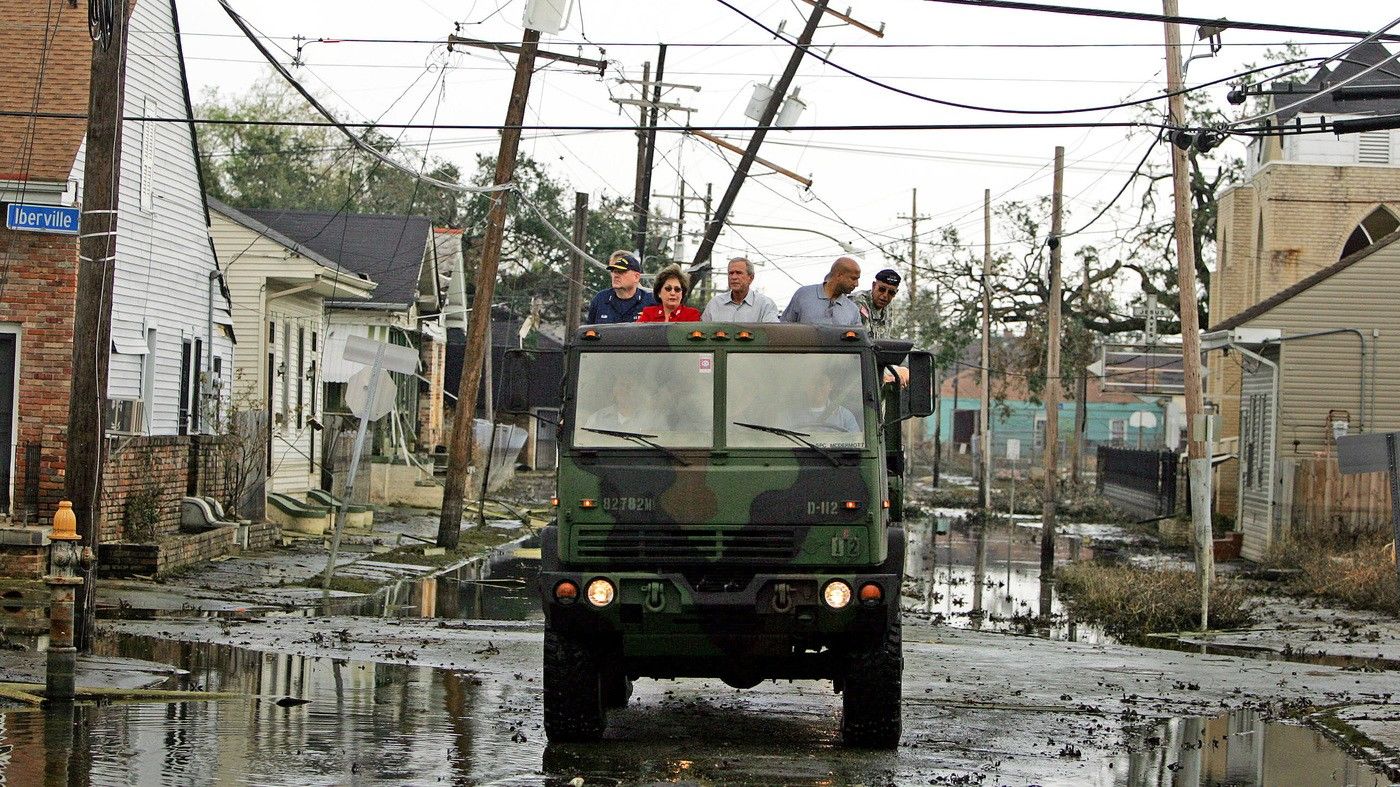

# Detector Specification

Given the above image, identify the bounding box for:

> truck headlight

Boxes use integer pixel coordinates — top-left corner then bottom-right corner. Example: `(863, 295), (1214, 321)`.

(822, 580), (852, 609)
(586, 578), (616, 607)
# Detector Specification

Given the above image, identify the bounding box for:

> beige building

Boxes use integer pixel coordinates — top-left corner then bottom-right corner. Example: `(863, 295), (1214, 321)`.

(1207, 42), (1400, 517)
(1207, 230), (1397, 561)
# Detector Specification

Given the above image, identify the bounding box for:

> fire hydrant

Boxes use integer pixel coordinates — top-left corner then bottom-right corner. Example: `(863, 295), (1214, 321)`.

(45, 501), (89, 701)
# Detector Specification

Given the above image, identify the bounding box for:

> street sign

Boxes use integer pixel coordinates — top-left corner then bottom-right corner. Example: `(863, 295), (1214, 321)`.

(1337, 433), (1391, 475)
(5, 203), (80, 235)
(1005, 438), (1021, 461)
(345, 366), (397, 421)
(1098, 343), (1185, 396)
(341, 334), (418, 374)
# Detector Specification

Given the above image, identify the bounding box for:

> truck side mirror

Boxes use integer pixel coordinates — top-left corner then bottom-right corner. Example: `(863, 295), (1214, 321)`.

(501, 348), (563, 414)
(906, 351), (934, 418)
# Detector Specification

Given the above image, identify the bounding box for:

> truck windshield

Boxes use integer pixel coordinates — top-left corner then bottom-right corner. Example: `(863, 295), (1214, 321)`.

(727, 353), (866, 449)
(573, 352), (715, 448)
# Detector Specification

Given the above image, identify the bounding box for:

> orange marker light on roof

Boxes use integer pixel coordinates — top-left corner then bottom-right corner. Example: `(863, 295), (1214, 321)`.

(712, 330), (729, 340)
(582, 329), (600, 340)
(736, 330), (753, 341)
(842, 330), (859, 341)
(688, 330), (706, 340)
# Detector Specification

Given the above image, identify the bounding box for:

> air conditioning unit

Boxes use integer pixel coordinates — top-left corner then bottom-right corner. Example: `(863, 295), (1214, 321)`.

(106, 398), (145, 435)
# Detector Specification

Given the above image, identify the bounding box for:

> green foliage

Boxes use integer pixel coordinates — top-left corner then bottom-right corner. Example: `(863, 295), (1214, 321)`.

(462, 154), (671, 322)
(124, 489), (161, 543)
(197, 75), (462, 227)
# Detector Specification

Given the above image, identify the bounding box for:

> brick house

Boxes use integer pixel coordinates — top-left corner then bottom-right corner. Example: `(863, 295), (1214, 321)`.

(1208, 42), (1400, 518)
(0, 0), (239, 583)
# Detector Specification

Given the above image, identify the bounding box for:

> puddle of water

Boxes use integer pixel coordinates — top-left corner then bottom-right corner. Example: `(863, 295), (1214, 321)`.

(0, 635), (544, 786)
(1112, 708), (1393, 786)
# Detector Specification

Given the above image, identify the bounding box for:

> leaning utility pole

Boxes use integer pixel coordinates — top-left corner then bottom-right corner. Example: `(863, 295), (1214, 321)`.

(691, 0), (834, 272)
(1163, 0), (1213, 630)
(979, 190), (992, 515)
(1041, 147), (1065, 588)
(69, 0), (131, 651)
(639, 45), (667, 254)
(630, 61), (652, 251)
(437, 28), (542, 549)
(565, 192), (588, 336)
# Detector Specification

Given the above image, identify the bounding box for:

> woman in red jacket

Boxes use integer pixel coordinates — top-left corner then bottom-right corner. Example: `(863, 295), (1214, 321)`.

(638, 263), (702, 323)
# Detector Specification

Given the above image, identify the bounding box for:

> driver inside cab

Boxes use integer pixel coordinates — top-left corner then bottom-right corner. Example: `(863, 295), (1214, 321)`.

(780, 373), (859, 433)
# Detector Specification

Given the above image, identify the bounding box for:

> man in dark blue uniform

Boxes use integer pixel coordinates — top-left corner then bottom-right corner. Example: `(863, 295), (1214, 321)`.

(585, 250), (657, 324)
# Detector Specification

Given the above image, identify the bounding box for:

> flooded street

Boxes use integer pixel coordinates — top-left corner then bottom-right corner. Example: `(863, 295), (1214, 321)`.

(2, 524), (1397, 785)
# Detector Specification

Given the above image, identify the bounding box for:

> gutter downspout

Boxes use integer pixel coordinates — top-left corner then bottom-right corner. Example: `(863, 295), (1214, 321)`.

(207, 270), (218, 435)
(1228, 341), (1279, 539)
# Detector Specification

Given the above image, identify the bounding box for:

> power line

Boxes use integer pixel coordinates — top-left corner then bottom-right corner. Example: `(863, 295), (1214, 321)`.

(920, 0), (1400, 44)
(711, 0), (1337, 116)
(0, 109), (1178, 132)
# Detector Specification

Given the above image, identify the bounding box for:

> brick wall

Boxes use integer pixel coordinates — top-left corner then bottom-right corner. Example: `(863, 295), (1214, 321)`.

(245, 520), (280, 551)
(100, 435), (188, 543)
(98, 525), (237, 578)
(0, 228), (78, 528)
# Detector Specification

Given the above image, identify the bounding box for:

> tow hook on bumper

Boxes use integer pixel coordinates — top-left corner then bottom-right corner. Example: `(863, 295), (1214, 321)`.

(772, 582), (792, 613)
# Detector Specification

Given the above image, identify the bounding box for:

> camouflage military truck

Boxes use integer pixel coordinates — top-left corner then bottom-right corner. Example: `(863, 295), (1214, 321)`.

(504, 322), (933, 748)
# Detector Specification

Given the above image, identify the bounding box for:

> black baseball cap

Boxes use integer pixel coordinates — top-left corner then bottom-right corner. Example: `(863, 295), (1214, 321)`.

(874, 268), (902, 286)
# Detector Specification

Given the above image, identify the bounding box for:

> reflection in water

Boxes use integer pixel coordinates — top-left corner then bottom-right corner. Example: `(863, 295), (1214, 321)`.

(1117, 708), (1391, 787)
(905, 518), (1107, 643)
(0, 636), (540, 785)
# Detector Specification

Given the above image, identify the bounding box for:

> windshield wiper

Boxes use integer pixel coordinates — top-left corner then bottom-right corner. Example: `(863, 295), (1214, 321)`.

(731, 421), (841, 468)
(580, 427), (690, 466)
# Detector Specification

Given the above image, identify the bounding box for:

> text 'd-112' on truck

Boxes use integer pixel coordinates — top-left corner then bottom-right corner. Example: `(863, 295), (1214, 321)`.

(502, 322), (933, 748)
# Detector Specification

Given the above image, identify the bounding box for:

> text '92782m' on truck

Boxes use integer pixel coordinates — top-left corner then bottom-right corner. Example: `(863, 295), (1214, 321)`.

(501, 322), (934, 748)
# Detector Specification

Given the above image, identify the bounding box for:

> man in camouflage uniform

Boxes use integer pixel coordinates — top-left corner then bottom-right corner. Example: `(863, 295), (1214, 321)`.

(852, 268), (901, 339)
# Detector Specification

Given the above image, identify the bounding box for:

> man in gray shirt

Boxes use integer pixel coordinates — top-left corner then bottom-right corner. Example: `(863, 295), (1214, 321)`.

(780, 255), (863, 326)
(701, 256), (779, 322)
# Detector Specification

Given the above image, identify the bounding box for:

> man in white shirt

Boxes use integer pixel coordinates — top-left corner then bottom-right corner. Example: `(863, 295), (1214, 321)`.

(701, 256), (780, 323)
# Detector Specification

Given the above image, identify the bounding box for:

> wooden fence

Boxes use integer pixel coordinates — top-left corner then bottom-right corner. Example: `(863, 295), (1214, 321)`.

(1284, 456), (1392, 535)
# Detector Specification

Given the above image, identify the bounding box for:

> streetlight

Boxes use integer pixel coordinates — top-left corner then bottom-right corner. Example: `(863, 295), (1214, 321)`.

(725, 222), (859, 254)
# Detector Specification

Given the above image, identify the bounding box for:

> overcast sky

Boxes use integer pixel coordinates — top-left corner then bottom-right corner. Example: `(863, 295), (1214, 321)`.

(172, 1), (1395, 304)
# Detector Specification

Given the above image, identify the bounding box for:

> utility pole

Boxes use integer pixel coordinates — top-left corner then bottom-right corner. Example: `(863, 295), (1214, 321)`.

(630, 61), (651, 252)
(566, 192), (588, 336)
(979, 190), (992, 516)
(692, 0), (838, 273)
(1071, 259), (1090, 486)
(1163, 0), (1213, 630)
(932, 285), (943, 486)
(639, 45), (667, 256)
(1041, 147), (1065, 597)
(69, 0), (131, 651)
(438, 28), (542, 549)
(897, 188), (929, 315)
(614, 47), (693, 257)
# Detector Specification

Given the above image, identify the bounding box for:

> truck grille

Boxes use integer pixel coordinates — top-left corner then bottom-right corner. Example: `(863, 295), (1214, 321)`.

(573, 526), (800, 562)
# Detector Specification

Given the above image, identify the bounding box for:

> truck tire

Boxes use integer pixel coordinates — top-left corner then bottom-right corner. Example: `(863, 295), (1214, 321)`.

(840, 619), (902, 749)
(601, 671), (632, 709)
(543, 630), (606, 742)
